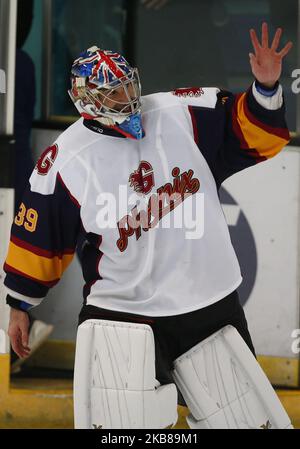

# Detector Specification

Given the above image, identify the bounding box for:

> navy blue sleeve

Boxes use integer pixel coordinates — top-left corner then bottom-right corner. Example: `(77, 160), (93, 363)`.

(188, 83), (290, 189)
(3, 173), (82, 305)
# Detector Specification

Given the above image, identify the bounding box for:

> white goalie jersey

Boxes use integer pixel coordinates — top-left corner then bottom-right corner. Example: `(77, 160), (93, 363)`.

(3, 83), (290, 316)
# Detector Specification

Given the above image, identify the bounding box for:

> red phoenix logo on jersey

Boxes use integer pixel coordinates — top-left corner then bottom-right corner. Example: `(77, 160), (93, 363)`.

(129, 161), (155, 195)
(118, 166), (201, 252)
(35, 144), (58, 176)
(173, 87), (204, 98)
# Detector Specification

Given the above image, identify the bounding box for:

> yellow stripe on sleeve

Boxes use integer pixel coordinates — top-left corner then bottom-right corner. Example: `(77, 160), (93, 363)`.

(5, 241), (74, 283)
(236, 93), (290, 159)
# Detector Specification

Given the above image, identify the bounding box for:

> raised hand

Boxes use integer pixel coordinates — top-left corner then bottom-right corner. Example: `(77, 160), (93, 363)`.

(249, 22), (293, 88)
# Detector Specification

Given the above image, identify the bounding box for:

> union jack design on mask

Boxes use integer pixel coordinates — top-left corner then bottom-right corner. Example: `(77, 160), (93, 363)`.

(72, 48), (132, 87)
(69, 46), (143, 140)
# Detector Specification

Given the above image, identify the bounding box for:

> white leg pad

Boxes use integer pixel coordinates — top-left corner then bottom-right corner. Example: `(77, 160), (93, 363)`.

(172, 325), (293, 429)
(74, 319), (178, 429)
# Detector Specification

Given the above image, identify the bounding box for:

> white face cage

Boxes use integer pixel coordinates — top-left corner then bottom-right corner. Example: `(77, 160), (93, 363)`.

(70, 68), (142, 120)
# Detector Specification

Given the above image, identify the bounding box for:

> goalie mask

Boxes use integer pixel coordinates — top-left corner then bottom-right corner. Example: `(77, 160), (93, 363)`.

(68, 46), (144, 140)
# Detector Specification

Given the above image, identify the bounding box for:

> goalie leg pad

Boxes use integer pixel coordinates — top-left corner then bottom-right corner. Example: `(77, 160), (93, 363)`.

(172, 325), (293, 429)
(74, 319), (178, 429)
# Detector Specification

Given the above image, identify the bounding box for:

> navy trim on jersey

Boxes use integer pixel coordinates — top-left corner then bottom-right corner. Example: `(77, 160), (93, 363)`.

(247, 85), (287, 129)
(83, 119), (127, 138)
(254, 79), (279, 96)
(81, 233), (103, 304)
(6, 294), (33, 312)
(4, 271), (49, 298)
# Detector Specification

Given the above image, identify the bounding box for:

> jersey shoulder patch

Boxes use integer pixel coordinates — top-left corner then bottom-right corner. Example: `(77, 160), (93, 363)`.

(172, 86), (220, 109)
(141, 87), (220, 114)
(172, 87), (205, 98)
(30, 119), (92, 196)
(35, 144), (59, 177)
(30, 141), (65, 195)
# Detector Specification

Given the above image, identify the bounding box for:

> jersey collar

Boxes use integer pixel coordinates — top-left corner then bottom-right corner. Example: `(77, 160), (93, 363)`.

(83, 119), (127, 138)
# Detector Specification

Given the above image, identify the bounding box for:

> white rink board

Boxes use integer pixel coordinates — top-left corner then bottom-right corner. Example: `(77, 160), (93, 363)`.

(223, 147), (300, 358)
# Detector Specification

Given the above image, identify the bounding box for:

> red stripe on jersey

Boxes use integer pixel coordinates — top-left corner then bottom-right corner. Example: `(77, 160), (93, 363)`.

(188, 106), (199, 145)
(10, 235), (75, 259)
(57, 172), (81, 208)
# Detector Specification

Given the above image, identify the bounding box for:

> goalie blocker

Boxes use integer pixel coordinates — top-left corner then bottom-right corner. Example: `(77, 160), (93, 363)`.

(74, 320), (293, 429)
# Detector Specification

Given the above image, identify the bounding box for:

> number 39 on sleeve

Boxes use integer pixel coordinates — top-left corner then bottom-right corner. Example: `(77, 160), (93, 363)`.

(14, 203), (38, 232)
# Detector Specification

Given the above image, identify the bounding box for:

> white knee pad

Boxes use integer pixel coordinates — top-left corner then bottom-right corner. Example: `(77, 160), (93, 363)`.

(172, 325), (293, 429)
(74, 319), (178, 429)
